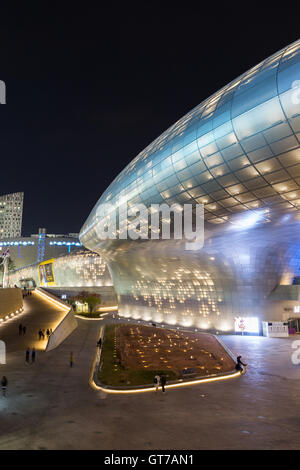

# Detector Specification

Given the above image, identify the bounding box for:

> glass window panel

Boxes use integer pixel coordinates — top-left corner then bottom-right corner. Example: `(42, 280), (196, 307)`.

(240, 134), (267, 153)
(210, 189), (229, 201)
(217, 174), (239, 187)
(247, 145), (273, 163)
(194, 171), (213, 184)
(245, 200), (264, 209)
(205, 202), (221, 211)
(287, 164), (300, 177)
(232, 73), (278, 118)
(173, 160), (187, 171)
(235, 166), (259, 181)
(212, 103), (232, 128)
(188, 187), (205, 198)
(244, 176), (270, 190)
(270, 135), (299, 156)
(253, 186), (277, 198)
(189, 160), (207, 175)
(226, 184), (247, 196)
(277, 43), (300, 94)
(282, 190), (300, 201)
(219, 197), (240, 207)
(205, 152), (223, 168)
(202, 180), (222, 193)
(228, 155), (250, 171)
(182, 177), (198, 190)
(278, 148), (300, 167)
(272, 181), (299, 193)
(233, 97), (285, 140)
(228, 204), (248, 213)
(264, 169), (290, 184)
(200, 142), (219, 158)
(196, 196), (213, 204)
(176, 192), (191, 203)
(184, 151), (201, 166)
(213, 120), (233, 140)
(255, 158), (282, 174)
(210, 163), (230, 178)
(155, 180), (170, 192)
(176, 167), (193, 181)
(263, 122), (292, 144)
(221, 143), (243, 161)
(234, 192), (257, 203)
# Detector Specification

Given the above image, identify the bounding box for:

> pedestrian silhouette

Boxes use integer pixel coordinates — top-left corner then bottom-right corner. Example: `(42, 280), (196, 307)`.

(154, 374), (160, 392)
(235, 355), (247, 372)
(22, 326), (26, 335)
(31, 348), (36, 364)
(1, 376), (7, 397)
(160, 374), (166, 392)
(25, 348), (30, 364)
(70, 352), (74, 367)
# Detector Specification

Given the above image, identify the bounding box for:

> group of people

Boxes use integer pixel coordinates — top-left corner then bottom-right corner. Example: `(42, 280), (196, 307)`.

(22, 288), (32, 299)
(18, 323), (27, 335)
(38, 328), (52, 340)
(25, 347), (36, 364)
(154, 374), (167, 392)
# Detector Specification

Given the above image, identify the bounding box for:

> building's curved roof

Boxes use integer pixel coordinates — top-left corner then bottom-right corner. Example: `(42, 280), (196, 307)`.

(80, 40), (300, 243)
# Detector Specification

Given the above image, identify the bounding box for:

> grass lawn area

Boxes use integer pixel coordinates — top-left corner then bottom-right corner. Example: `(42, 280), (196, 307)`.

(99, 324), (177, 386)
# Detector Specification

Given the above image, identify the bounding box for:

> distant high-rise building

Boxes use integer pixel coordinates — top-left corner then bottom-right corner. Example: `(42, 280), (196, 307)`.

(0, 192), (24, 238)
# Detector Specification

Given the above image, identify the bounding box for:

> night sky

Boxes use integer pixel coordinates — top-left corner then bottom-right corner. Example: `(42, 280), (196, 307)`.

(0, 4), (298, 236)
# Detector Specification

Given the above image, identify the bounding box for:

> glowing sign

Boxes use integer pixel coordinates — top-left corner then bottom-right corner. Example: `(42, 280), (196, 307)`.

(234, 316), (259, 334)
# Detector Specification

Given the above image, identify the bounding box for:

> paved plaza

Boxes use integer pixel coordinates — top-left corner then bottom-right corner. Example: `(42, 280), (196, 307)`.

(0, 295), (300, 449)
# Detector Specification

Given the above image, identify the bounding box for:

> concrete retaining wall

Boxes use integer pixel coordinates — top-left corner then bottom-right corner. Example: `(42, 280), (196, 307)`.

(46, 309), (78, 351)
(0, 288), (23, 322)
(35, 288), (78, 352)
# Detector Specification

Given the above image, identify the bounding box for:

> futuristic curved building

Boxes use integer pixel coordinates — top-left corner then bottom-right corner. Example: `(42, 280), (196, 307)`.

(80, 40), (300, 333)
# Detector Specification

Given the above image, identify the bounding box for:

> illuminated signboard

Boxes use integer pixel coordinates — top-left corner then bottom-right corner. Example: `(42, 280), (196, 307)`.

(39, 259), (55, 287)
(234, 316), (259, 334)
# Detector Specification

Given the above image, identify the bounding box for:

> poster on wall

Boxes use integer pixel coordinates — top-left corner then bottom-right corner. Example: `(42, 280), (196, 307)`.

(38, 259), (55, 286)
(234, 316), (259, 334)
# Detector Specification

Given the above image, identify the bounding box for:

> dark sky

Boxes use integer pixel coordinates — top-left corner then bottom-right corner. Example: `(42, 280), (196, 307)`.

(0, 3), (298, 236)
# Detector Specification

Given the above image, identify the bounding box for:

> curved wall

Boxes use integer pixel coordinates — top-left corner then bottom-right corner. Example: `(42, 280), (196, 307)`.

(8, 250), (113, 289)
(80, 40), (300, 331)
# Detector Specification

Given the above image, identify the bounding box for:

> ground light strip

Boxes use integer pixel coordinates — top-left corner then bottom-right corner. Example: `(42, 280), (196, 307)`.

(34, 289), (70, 311)
(89, 327), (242, 395)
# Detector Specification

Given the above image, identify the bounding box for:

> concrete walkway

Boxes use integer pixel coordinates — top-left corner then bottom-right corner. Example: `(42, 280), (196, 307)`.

(0, 291), (69, 353)
(0, 308), (300, 449)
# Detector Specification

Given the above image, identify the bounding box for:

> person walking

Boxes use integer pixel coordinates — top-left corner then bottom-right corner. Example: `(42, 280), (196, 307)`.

(46, 328), (50, 339)
(22, 325), (26, 335)
(235, 355), (247, 372)
(18, 323), (23, 335)
(1, 376), (7, 397)
(160, 374), (166, 393)
(70, 352), (74, 367)
(25, 348), (30, 365)
(154, 374), (160, 392)
(31, 348), (36, 364)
